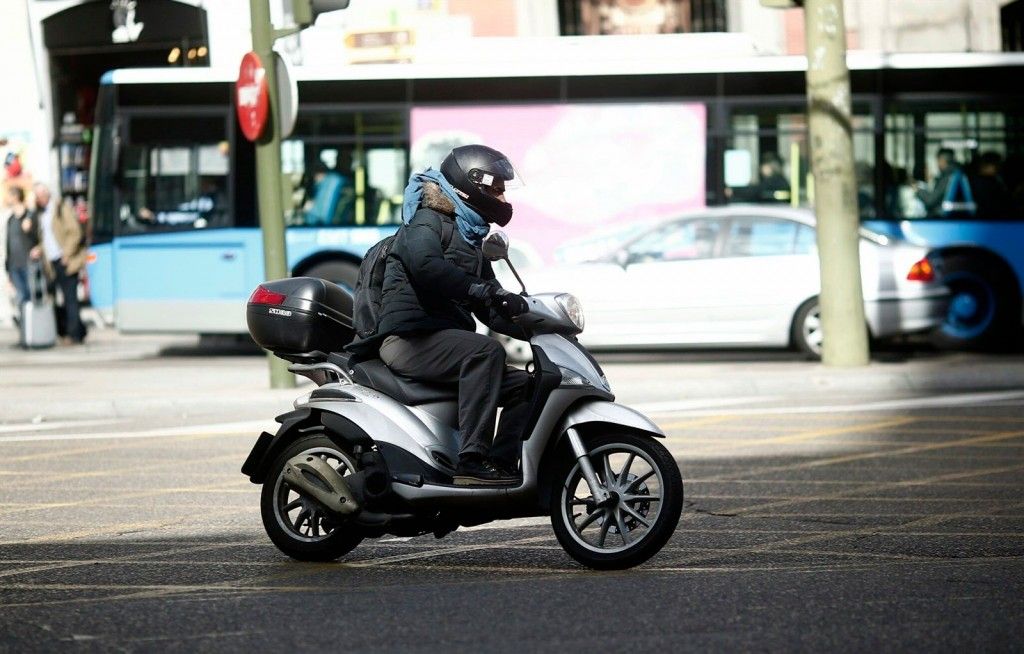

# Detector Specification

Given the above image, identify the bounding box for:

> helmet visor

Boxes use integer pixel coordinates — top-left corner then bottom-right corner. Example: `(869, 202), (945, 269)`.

(467, 157), (524, 195)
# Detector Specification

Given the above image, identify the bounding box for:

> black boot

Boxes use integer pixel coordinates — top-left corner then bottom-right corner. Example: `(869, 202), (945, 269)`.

(454, 454), (517, 486)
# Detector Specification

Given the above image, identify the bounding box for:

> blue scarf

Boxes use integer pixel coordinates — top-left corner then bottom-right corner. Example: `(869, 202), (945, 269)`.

(402, 169), (489, 247)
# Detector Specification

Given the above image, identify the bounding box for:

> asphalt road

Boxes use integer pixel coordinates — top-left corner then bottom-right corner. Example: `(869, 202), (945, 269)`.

(1, 341), (1023, 652)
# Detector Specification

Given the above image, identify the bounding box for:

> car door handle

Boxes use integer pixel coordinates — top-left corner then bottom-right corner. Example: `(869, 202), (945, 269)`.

(221, 252), (236, 261)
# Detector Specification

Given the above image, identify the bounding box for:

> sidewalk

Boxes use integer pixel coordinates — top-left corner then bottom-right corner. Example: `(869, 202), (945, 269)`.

(2, 324), (1023, 424)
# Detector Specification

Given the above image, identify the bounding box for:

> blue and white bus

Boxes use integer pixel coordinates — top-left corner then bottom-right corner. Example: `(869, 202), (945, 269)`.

(87, 45), (1024, 347)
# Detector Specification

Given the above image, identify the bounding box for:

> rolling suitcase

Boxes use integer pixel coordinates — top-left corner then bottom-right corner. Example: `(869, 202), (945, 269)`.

(21, 263), (56, 349)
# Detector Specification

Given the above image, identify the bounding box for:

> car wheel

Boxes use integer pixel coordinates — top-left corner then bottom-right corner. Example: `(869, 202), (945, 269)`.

(933, 255), (1019, 351)
(791, 297), (823, 359)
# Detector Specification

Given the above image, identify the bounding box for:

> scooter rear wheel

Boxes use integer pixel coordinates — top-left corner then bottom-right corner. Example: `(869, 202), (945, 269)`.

(260, 433), (364, 562)
(550, 432), (683, 570)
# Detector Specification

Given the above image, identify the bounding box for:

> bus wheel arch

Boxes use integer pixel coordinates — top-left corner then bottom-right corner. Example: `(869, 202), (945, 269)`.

(292, 253), (362, 291)
(932, 246), (1022, 351)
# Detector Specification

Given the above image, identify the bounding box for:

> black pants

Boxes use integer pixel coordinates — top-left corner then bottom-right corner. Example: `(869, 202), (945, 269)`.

(49, 260), (85, 343)
(380, 329), (530, 464)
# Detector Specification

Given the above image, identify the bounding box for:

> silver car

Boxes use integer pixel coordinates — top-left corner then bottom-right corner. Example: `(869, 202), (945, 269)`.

(505, 206), (949, 357)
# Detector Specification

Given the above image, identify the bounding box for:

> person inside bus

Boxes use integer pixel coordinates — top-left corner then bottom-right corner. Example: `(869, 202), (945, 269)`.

(970, 152), (1012, 219)
(375, 144), (531, 486)
(137, 176), (225, 227)
(893, 166), (927, 219)
(305, 162), (351, 226)
(917, 148), (965, 216)
(755, 152), (791, 203)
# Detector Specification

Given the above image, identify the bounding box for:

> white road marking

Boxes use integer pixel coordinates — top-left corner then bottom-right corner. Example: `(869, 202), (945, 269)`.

(0, 419), (126, 435)
(632, 395), (783, 414)
(1, 390), (1018, 444)
(651, 390), (1024, 417)
(0, 421), (271, 443)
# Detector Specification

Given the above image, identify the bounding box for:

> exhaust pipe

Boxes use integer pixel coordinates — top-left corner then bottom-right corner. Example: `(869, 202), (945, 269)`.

(282, 454), (359, 516)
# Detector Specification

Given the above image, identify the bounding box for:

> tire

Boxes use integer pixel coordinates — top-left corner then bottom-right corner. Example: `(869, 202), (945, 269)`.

(791, 297), (823, 359)
(933, 255), (1019, 351)
(550, 432), (683, 570)
(303, 260), (360, 292)
(260, 433), (364, 562)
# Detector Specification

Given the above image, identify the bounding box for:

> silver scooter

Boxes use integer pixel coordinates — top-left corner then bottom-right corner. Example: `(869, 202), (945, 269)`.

(242, 232), (683, 569)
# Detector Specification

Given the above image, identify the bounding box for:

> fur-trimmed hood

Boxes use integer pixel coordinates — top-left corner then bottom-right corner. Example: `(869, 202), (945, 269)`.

(421, 182), (456, 216)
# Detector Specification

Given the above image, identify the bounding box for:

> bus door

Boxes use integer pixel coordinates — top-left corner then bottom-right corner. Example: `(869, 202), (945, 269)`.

(112, 112), (245, 332)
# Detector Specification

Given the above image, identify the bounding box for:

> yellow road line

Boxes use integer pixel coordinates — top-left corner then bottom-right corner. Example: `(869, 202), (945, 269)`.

(705, 428), (1024, 482)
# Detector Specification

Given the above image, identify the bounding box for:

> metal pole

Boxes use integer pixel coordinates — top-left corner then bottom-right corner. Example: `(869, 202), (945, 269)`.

(249, 0), (295, 388)
(803, 0), (870, 366)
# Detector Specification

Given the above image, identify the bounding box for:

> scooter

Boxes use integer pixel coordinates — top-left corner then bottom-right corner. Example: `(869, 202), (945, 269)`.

(241, 231), (683, 569)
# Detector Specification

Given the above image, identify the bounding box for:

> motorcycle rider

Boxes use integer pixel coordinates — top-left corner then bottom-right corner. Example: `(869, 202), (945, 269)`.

(376, 145), (531, 486)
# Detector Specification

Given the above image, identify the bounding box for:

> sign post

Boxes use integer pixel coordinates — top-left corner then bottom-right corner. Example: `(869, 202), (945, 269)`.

(241, 0), (351, 389)
(245, 0), (291, 389)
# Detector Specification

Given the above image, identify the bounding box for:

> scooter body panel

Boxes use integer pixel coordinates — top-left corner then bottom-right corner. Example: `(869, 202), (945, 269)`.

(303, 384), (459, 474)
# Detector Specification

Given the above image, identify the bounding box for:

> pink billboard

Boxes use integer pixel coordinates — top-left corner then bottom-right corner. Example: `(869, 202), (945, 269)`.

(411, 103), (706, 266)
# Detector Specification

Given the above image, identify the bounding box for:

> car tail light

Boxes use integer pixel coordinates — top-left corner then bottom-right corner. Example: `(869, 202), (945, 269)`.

(907, 258), (935, 282)
(249, 285), (287, 305)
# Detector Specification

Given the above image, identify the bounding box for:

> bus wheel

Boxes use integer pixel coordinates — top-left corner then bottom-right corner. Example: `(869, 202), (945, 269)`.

(303, 260), (360, 291)
(934, 255), (1019, 351)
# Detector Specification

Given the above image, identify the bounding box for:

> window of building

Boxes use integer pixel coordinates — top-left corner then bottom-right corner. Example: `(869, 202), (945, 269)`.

(558, 0), (727, 36)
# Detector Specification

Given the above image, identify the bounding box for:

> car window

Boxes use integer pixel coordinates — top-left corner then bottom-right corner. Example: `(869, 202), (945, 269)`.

(626, 219), (721, 263)
(724, 218), (800, 257)
(794, 224), (817, 254)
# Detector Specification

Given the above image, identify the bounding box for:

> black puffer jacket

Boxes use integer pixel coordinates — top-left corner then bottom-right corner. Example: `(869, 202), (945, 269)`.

(376, 183), (526, 340)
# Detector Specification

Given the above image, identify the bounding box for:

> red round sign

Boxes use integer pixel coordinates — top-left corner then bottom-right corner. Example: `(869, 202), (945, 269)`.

(236, 51), (269, 142)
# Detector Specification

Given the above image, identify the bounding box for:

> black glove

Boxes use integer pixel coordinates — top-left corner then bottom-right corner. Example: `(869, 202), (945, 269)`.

(467, 281), (529, 319)
(493, 288), (529, 319)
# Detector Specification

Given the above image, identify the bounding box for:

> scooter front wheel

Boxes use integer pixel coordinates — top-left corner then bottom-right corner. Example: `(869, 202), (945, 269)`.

(550, 432), (683, 570)
(260, 433), (364, 562)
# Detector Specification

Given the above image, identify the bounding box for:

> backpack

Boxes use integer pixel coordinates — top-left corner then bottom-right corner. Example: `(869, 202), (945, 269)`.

(351, 216), (454, 340)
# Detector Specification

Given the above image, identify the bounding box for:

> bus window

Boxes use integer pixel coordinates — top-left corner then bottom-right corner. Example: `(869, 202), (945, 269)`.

(283, 111), (406, 228)
(117, 115), (229, 233)
(722, 105), (875, 214)
(884, 102), (1024, 220)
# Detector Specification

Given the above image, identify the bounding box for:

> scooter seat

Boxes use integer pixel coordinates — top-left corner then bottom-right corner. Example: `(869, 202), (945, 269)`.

(350, 358), (457, 405)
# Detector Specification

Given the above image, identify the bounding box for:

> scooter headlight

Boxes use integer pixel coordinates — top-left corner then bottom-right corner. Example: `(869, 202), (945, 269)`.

(555, 293), (585, 332)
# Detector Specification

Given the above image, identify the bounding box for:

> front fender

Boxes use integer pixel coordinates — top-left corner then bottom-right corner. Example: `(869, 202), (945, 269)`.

(557, 400), (665, 439)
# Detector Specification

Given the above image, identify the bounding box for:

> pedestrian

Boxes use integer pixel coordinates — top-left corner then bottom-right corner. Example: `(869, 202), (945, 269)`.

(4, 185), (39, 340)
(376, 145), (531, 486)
(32, 182), (87, 344)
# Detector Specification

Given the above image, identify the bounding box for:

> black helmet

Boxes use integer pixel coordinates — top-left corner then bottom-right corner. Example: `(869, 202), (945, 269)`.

(440, 145), (521, 226)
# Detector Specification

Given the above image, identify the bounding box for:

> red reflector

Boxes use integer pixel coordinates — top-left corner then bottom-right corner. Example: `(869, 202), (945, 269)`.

(249, 285), (287, 305)
(86, 251), (98, 264)
(907, 258), (935, 282)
